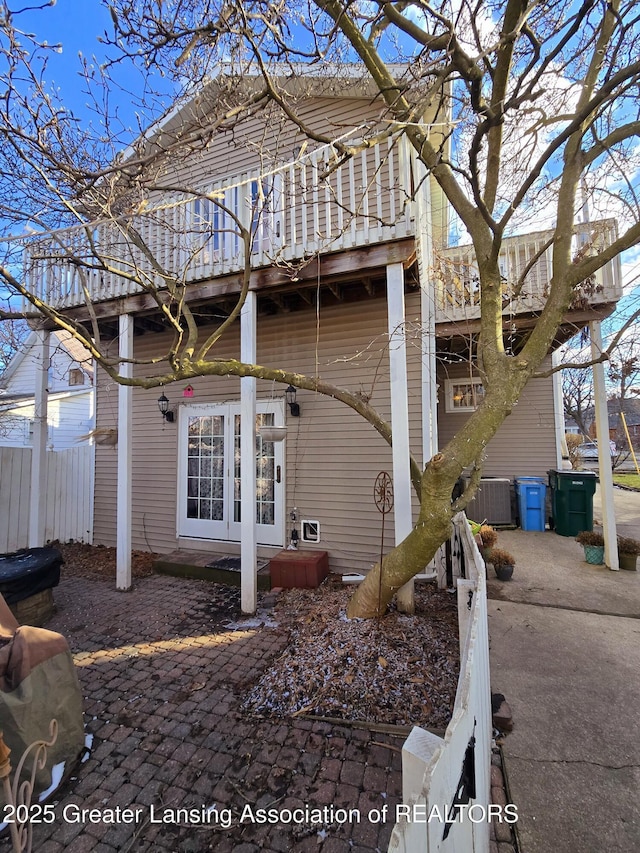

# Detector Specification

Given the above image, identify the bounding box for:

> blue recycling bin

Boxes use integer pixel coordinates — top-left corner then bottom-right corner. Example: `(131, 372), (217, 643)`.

(515, 477), (547, 531)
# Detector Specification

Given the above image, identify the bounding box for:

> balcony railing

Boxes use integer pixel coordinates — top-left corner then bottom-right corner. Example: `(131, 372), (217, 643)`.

(22, 141), (623, 324)
(433, 220), (622, 324)
(23, 138), (415, 311)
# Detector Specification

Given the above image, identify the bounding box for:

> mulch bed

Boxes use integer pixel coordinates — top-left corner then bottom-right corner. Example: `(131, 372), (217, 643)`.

(244, 577), (460, 731)
(56, 541), (156, 580)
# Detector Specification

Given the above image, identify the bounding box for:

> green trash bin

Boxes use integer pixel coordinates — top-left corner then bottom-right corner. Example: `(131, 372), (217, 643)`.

(548, 470), (598, 537)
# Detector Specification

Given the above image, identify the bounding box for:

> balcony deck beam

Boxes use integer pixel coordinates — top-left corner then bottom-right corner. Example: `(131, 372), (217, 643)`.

(42, 238), (416, 328)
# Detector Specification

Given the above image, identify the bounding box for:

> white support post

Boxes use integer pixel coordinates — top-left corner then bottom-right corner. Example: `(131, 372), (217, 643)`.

(414, 158), (439, 465)
(590, 320), (618, 570)
(387, 262), (414, 614)
(116, 314), (133, 589)
(28, 329), (49, 547)
(552, 349), (570, 469)
(412, 154), (439, 583)
(88, 358), (97, 544)
(421, 286), (439, 464)
(241, 291), (258, 614)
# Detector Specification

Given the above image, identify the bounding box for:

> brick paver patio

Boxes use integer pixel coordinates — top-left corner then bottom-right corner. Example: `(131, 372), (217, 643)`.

(6, 574), (404, 853)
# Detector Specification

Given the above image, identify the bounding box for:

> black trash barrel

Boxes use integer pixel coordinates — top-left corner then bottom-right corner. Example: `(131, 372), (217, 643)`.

(0, 547), (62, 603)
(548, 470), (598, 537)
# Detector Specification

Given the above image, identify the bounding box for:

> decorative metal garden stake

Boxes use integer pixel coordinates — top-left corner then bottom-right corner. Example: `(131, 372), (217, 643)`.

(0, 720), (58, 853)
(373, 471), (394, 617)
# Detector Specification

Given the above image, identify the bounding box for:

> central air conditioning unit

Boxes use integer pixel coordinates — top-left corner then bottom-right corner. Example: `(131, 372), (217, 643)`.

(464, 478), (513, 526)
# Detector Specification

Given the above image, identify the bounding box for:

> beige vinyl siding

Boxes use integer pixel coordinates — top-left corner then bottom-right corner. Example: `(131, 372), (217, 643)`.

(162, 97), (388, 187)
(153, 97), (416, 268)
(430, 178), (449, 249)
(154, 96), (443, 254)
(94, 353), (235, 554)
(172, 91), (447, 188)
(93, 304), (558, 571)
(94, 368), (122, 549)
(93, 293), (424, 574)
(436, 357), (557, 479)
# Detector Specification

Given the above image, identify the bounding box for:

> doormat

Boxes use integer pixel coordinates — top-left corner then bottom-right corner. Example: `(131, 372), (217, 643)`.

(205, 557), (269, 572)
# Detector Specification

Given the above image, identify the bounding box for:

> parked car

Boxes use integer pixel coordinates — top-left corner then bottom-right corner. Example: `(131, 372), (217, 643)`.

(578, 439), (616, 460)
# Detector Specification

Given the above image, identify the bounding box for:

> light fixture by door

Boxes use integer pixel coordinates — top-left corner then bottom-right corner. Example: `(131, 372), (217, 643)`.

(285, 385), (300, 417)
(158, 391), (175, 423)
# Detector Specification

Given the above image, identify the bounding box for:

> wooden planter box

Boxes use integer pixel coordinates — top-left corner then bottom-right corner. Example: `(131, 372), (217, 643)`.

(269, 550), (329, 589)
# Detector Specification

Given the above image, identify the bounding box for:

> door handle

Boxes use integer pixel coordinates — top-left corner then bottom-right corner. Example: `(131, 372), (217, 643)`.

(276, 465), (281, 483)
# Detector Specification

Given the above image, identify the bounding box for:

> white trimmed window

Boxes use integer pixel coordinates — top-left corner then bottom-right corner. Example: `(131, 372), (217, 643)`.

(445, 378), (485, 412)
(68, 368), (85, 386)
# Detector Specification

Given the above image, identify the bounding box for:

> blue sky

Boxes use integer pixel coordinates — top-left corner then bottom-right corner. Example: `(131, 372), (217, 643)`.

(8, 0), (640, 314)
(19, 1), (114, 113)
(16, 0), (171, 136)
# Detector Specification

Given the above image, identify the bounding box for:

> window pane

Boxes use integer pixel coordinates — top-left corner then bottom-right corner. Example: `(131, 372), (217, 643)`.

(186, 414), (226, 522)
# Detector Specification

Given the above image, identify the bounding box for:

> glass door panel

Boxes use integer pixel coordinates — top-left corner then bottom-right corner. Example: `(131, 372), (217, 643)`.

(179, 402), (284, 545)
(228, 409), (282, 545)
(181, 411), (227, 538)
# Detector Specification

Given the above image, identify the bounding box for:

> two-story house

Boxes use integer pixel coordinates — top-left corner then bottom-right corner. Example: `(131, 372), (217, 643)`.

(20, 72), (622, 606)
(0, 330), (94, 449)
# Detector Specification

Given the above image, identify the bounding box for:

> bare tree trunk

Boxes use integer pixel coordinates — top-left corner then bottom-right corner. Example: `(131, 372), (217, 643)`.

(347, 354), (530, 618)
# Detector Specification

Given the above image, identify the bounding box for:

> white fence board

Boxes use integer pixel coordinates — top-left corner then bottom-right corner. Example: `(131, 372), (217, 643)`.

(0, 446), (93, 551)
(0, 447), (31, 552)
(388, 514), (491, 853)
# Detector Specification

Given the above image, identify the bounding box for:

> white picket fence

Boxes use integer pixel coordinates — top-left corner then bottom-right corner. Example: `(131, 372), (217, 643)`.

(388, 513), (492, 853)
(0, 445), (94, 552)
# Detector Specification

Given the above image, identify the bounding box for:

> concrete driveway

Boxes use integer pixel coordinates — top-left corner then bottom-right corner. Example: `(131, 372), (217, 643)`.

(487, 520), (640, 853)
(593, 482), (640, 539)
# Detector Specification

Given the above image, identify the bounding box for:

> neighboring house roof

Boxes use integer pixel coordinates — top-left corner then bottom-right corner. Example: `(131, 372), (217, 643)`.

(56, 331), (94, 380)
(0, 392), (32, 404)
(576, 399), (640, 434)
(0, 330), (93, 392)
(0, 387), (91, 410)
(608, 397), (640, 428)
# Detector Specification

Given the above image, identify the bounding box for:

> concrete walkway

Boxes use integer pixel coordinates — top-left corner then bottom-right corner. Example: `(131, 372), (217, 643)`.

(488, 489), (640, 853)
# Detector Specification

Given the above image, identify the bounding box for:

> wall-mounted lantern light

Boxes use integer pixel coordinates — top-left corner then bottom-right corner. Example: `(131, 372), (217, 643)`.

(158, 392), (175, 423)
(285, 385), (300, 417)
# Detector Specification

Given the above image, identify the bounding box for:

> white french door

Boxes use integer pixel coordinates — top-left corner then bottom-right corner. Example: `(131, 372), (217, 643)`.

(177, 401), (284, 546)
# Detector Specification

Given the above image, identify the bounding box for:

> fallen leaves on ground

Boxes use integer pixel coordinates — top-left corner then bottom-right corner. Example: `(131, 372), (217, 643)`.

(243, 579), (460, 730)
(56, 541), (156, 580)
(57, 543), (460, 730)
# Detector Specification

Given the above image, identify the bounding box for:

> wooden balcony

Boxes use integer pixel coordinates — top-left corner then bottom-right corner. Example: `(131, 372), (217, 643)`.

(22, 138), (622, 326)
(433, 220), (622, 325)
(23, 138), (415, 312)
